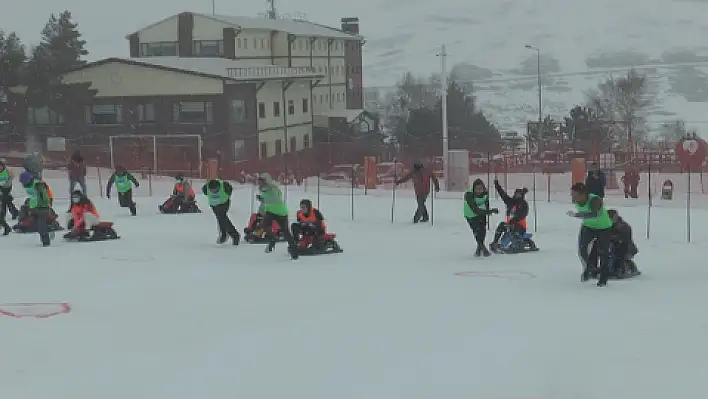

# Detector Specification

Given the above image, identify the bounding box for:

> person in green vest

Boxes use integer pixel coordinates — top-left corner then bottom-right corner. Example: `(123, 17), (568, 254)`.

(201, 178), (240, 245)
(19, 171), (52, 246)
(256, 173), (297, 259)
(0, 160), (19, 235)
(106, 166), (139, 216)
(463, 179), (499, 257)
(567, 182), (614, 287)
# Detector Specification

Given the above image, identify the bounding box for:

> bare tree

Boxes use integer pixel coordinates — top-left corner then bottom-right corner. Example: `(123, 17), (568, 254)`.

(659, 119), (694, 143)
(586, 68), (655, 144)
(396, 72), (438, 110)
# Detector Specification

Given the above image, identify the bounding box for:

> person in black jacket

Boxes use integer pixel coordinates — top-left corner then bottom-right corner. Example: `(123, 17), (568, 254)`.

(585, 162), (606, 198)
(607, 209), (638, 270)
(201, 179), (240, 245)
(489, 179), (529, 252)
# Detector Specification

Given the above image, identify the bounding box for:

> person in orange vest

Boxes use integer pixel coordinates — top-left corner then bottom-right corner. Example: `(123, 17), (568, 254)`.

(291, 199), (325, 240)
(160, 173), (200, 213)
(489, 179), (529, 252)
(64, 190), (101, 239)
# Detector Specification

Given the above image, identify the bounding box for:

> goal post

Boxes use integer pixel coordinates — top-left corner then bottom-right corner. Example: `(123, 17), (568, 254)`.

(108, 134), (203, 178)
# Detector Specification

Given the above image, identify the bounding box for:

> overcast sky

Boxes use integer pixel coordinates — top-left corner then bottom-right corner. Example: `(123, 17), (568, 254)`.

(1, 0), (368, 59)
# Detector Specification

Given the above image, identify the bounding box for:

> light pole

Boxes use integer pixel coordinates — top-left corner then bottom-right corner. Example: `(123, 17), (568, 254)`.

(525, 45), (542, 122)
(436, 44), (449, 191)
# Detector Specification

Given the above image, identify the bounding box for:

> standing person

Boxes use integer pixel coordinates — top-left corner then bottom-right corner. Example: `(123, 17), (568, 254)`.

(19, 171), (52, 246)
(489, 179), (529, 252)
(68, 151), (87, 194)
(0, 160), (19, 234)
(256, 173), (297, 259)
(201, 178), (240, 245)
(567, 182), (614, 287)
(585, 162), (606, 198)
(106, 166), (139, 216)
(463, 179), (499, 257)
(395, 161), (440, 223)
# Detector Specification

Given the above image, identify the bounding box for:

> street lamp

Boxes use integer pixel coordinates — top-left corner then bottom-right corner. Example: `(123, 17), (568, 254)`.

(436, 44), (449, 191)
(525, 45), (542, 122)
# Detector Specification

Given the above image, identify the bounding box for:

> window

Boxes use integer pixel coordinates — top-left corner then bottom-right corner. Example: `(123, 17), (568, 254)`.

(237, 38), (242, 48)
(140, 42), (177, 56)
(266, 39), (270, 49)
(193, 40), (223, 57)
(230, 99), (248, 122)
(86, 104), (122, 125)
(253, 38), (257, 49)
(273, 101), (280, 117)
(289, 136), (297, 153)
(258, 102), (266, 119)
(137, 104), (155, 122)
(303, 134), (310, 149)
(260, 38), (265, 49)
(319, 94), (324, 104)
(172, 101), (213, 123)
(302, 98), (309, 113)
(260, 142), (268, 159)
(287, 100), (294, 115)
(275, 139), (282, 155)
(243, 38), (248, 49)
(27, 106), (62, 125)
(234, 140), (246, 161)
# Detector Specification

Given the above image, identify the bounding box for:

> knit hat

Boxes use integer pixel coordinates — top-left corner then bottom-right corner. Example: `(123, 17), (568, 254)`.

(19, 171), (34, 186)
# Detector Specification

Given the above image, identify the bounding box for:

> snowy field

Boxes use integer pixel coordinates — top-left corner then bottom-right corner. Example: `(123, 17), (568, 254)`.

(2, 171), (708, 399)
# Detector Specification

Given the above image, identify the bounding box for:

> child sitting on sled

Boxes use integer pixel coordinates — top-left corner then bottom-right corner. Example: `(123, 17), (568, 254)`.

(607, 209), (639, 277)
(159, 174), (200, 213)
(64, 190), (118, 241)
(292, 199), (326, 241)
(244, 202), (282, 242)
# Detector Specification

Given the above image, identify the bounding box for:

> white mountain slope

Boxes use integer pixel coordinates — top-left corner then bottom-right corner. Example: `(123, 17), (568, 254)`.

(358, 0), (708, 131)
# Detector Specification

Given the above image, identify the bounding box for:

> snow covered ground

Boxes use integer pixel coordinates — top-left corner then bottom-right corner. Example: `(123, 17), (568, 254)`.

(2, 171), (708, 398)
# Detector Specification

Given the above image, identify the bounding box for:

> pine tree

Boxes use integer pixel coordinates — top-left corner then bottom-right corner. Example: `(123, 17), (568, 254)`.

(0, 31), (28, 132)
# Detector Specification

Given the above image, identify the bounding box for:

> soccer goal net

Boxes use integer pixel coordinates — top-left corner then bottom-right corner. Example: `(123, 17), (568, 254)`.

(108, 134), (203, 178)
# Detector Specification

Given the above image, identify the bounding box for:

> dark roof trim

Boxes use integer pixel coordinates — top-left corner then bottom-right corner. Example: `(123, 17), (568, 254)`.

(65, 58), (230, 82)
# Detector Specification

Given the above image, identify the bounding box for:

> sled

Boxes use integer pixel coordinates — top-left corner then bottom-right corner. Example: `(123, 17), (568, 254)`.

(495, 231), (539, 254)
(63, 222), (120, 242)
(158, 200), (202, 214)
(13, 221), (64, 233)
(244, 214), (284, 243)
(589, 260), (641, 280)
(295, 233), (343, 256)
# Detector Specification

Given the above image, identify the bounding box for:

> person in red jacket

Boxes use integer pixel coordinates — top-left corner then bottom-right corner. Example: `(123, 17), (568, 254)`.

(395, 161), (440, 223)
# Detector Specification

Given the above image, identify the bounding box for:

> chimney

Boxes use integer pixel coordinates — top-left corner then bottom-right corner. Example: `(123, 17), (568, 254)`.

(340, 17), (359, 34)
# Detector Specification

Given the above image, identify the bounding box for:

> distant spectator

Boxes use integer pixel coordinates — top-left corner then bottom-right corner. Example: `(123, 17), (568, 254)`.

(585, 162), (606, 198)
(621, 166), (640, 199)
(68, 151), (87, 194)
(23, 152), (43, 179)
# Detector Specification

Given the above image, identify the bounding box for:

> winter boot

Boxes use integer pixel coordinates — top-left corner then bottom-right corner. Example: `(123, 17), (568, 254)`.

(231, 231), (241, 246)
(2, 222), (10, 236)
(474, 245), (482, 257)
(217, 232), (228, 244)
(481, 245), (491, 257)
(130, 203), (137, 216)
(265, 240), (276, 253)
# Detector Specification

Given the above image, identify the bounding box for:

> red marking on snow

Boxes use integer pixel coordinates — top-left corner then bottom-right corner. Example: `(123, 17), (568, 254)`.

(454, 270), (537, 279)
(0, 302), (71, 318)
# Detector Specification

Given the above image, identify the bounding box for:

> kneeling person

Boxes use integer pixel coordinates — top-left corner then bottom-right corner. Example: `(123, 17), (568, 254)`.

(608, 209), (639, 277)
(292, 199), (325, 240)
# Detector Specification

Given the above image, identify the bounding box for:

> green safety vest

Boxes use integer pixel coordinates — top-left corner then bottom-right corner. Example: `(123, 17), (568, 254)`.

(463, 192), (487, 218)
(260, 187), (288, 216)
(0, 169), (9, 186)
(574, 194), (612, 230)
(206, 180), (230, 206)
(25, 179), (51, 209)
(114, 174), (133, 193)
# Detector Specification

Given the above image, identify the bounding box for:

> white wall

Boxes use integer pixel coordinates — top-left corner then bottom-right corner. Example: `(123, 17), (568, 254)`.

(192, 14), (227, 40)
(259, 124), (312, 157)
(138, 16), (179, 42)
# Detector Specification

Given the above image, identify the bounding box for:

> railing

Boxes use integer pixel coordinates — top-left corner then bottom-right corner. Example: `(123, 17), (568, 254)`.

(227, 66), (318, 79)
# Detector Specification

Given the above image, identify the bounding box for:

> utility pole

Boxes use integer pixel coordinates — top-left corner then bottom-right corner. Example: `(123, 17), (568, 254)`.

(437, 44), (449, 191)
(266, 0), (277, 19)
(525, 45), (542, 122)
(211, 0), (216, 15)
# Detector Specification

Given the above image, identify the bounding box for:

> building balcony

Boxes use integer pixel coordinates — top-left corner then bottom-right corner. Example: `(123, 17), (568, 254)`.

(227, 66), (320, 80)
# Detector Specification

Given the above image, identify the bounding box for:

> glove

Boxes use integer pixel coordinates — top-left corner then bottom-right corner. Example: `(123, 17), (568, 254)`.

(135, 182), (140, 188)
(494, 179), (499, 185)
(256, 194), (263, 201)
(491, 208), (499, 214)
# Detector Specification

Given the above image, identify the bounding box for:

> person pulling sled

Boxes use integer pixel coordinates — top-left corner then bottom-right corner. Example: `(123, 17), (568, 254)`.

(107, 166), (139, 216)
(159, 174), (201, 214)
(202, 179), (240, 245)
(256, 173), (298, 258)
(489, 180), (537, 254)
(567, 182), (613, 287)
(19, 171), (53, 246)
(291, 199), (342, 255)
(64, 190), (119, 241)
(464, 179), (499, 257)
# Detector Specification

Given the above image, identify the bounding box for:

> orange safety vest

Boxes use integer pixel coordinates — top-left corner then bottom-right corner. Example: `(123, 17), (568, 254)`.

(174, 183), (196, 197)
(297, 209), (326, 231)
(506, 205), (527, 229)
(70, 202), (99, 226)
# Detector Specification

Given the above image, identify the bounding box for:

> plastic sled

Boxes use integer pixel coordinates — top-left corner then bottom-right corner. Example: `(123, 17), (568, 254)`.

(244, 214), (284, 243)
(64, 222), (120, 242)
(295, 233), (343, 256)
(589, 259), (641, 280)
(495, 231), (539, 254)
(12, 216), (64, 233)
(158, 198), (201, 214)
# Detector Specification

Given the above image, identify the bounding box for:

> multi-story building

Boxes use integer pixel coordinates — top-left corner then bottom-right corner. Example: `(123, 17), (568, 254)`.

(126, 13), (366, 142)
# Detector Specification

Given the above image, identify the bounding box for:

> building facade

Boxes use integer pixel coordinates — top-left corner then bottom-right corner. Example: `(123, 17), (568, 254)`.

(126, 12), (364, 113)
(36, 57), (321, 167)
